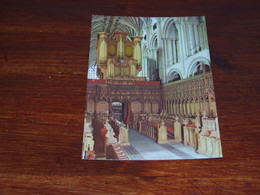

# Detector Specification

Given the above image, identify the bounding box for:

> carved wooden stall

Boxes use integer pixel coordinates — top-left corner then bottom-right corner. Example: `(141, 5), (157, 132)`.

(163, 72), (217, 117)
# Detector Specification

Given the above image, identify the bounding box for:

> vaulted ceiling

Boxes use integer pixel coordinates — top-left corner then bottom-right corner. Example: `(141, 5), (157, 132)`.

(89, 15), (148, 68)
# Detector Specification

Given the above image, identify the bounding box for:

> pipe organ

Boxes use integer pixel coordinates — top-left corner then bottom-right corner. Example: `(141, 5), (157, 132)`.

(97, 31), (143, 80)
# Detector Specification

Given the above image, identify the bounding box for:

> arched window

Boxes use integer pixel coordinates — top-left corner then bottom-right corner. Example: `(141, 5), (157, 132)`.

(153, 23), (157, 30)
(167, 23), (179, 64)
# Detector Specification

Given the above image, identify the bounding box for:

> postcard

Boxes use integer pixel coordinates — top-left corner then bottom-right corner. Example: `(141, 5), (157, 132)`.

(82, 15), (222, 160)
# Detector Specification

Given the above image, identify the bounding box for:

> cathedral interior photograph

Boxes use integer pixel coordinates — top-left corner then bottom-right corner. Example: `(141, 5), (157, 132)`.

(82, 15), (223, 160)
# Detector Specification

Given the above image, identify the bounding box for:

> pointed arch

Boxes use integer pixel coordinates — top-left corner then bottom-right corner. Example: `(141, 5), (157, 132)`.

(150, 33), (158, 49)
(188, 57), (210, 76)
(167, 68), (183, 82)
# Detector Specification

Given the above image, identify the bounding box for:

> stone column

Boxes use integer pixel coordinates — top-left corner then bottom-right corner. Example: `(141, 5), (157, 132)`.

(175, 22), (185, 60)
(163, 38), (168, 83)
(172, 40), (176, 64)
(194, 24), (200, 52)
(183, 24), (190, 56)
(166, 40), (170, 65)
(189, 24), (195, 55)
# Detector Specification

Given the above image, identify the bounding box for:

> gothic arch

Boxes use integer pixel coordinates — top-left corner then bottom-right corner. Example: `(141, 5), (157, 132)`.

(188, 57), (210, 76)
(150, 33), (158, 49)
(167, 68), (183, 82)
(163, 18), (180, 65)
(142, 44), (148, 55)
(163, 18), (178, 38)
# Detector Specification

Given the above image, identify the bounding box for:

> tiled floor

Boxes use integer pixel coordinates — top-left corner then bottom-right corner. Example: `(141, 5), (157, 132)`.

(122, 129), (209, 160)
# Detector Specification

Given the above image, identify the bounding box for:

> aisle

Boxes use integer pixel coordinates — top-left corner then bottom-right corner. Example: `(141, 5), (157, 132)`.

(122, 129), (208, 160)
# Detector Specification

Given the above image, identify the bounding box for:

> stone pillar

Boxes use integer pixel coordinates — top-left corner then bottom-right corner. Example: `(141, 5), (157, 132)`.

(189, 24), (195, 55)
(172, 40), (176, 64)
(162, 38), (168, 83)
(175, 39), (179, 63)
(198, 23), (203, 50)
(175, 22), (185, 60)
(194, 24), (200, 52)
(183, 24), (189, 56)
